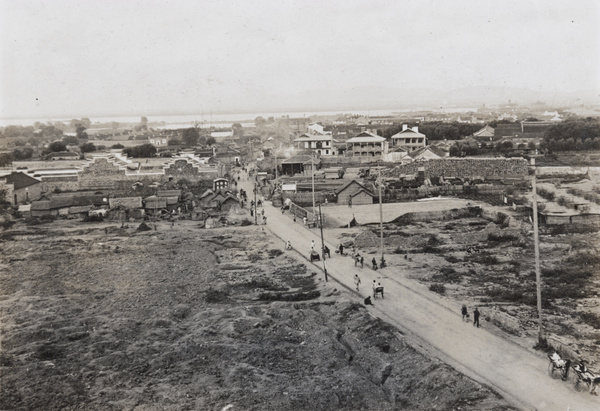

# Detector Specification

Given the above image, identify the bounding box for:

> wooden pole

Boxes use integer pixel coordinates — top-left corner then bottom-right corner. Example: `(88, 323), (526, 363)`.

(318, 203), (328, 282)
(311, 152), (315, 211)
(531, 158), (544, 344)
(378, 166), (384, 266)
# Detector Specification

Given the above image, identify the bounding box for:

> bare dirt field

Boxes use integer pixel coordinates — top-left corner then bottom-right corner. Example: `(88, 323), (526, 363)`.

(0, 219), (516, 410)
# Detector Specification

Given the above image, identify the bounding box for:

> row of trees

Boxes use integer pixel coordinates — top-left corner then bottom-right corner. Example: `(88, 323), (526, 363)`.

(541, 118), (600, 152)
(449, 140), (536, 157)
(383, 122), (482, 140)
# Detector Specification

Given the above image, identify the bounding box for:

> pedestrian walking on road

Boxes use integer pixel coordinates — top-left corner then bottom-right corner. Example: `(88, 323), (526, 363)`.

(311, 240), (315, 251)
(354, 274), (361, 291)
(473, 307), (480, 328)
(303, 216), (307, 226)
(372, 280), (377, 294)
(360, 256), (364, 268)
(339, 244), (344, 255)
(354, 254), (360, 267)
(263, 215), (267, 225)
(372, 258), (378, 270)
(323, 245), (330, 258)
(461, 305), (469, 322)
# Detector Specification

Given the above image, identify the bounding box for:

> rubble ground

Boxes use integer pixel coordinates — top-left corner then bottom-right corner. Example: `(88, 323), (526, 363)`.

(0, 219), (515, 410)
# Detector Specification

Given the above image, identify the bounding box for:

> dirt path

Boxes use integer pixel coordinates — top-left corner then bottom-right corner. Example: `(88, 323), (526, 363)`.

(244, 180), (599, 410)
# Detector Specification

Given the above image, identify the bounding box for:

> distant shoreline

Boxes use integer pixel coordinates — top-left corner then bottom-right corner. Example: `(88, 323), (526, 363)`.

(0, 107), (480, 128)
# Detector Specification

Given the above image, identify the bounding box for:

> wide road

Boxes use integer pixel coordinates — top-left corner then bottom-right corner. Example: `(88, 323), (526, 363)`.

(239, 174), (598, 411)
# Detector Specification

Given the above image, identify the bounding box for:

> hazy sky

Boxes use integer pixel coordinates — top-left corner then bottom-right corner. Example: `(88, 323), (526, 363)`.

(1, 0), (598, 119)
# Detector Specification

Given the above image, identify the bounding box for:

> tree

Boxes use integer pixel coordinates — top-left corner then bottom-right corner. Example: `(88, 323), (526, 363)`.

(122, 143), (156, 158)
(206, 136), (216, 146)
(111, 143), (125, 149)
(255, 116), (267, 128)
(182, 127), (199, 146)
(0, 153), (13, 167)
(48, 141), (67, 152)
(79, 142), (96, 154)
(12, 147), (33, 160)
(232, 122), (244, 137)
(63, 135), (79, 145)
(76, 125), (88, 140)
(168, 139), (182, 146)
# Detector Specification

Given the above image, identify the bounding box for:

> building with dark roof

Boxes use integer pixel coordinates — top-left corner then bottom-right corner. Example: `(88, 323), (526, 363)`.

(3, 172), (43, 205)
(335, 180), (374, 206)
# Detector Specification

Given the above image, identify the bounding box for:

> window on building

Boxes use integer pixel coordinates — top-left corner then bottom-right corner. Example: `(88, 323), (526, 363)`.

(325, 149), (330, 155)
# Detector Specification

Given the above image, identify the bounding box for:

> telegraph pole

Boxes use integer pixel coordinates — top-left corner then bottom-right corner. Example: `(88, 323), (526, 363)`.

(531, 158), (544, 345)
(311, 152), (316, 211)
(378, 166), (385, 267)
(253, 180), (258, 226)
(318, 203), (328, 282)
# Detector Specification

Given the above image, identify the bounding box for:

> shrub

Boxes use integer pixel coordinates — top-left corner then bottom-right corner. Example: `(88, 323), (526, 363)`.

(580, 312), (600, 329)
(82, 214), (103, 222)
(536, 187), (555, 201)
(445, 255), (460, 263)
(556, 196), (568, 207)
(0, 220), (15, 230)
(466, 252), (499, 265)
(429, 283), (446, 295)
(205, 288), (230, 303)
(487, 232), (518, 244)
(494, 213), (510, 228)
(434, 267), (463, 283)
(422, 245), (441, 253)
(427, 234), (443, 246)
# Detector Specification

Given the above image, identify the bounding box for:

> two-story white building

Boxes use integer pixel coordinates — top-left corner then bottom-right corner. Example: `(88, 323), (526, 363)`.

(345, 131), (388, 158)
(390, 124), (426, 152)
(293, 133), (336, 156)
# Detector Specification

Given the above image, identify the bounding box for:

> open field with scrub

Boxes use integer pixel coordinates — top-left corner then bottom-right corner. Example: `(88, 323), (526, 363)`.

(0, 219), (515, 410)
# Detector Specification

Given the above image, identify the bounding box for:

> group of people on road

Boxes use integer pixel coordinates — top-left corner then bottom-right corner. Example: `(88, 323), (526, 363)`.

(461, 304), (480, 327)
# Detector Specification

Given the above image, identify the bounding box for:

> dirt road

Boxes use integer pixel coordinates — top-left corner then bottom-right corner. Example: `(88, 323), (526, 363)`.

(244, 179), (598, 410)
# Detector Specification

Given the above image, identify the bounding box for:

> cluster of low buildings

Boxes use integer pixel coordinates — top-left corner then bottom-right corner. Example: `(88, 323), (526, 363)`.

(0, 151), (244, 226)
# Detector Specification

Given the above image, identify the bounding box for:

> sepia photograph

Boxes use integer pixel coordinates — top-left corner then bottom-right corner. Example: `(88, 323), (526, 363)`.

(1, 0), (599, 409)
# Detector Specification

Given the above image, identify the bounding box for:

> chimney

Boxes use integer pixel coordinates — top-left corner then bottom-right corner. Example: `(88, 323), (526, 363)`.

(402, 124), (408, 131)
(414, 126), (418, 133)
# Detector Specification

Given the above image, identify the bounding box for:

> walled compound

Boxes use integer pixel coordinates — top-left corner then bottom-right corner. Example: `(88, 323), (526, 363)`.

(14, 151), (226, 193)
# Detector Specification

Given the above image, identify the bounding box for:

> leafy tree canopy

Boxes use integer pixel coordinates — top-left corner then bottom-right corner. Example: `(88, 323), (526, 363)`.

(182, 127), (199, 146)
(122, 143), (156, 158)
